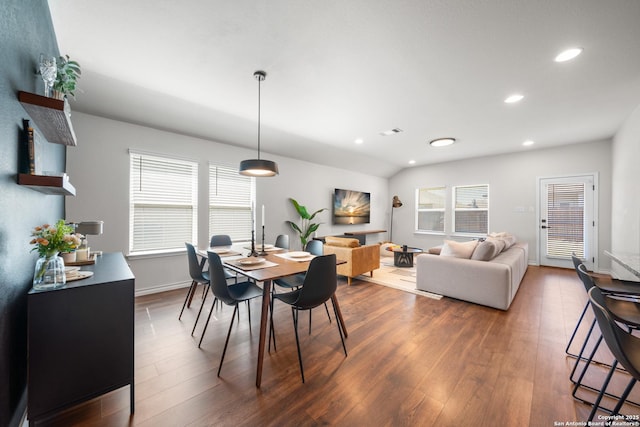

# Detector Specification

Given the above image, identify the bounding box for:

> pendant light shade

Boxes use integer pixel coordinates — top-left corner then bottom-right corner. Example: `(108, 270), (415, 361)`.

(239, 70), (279, 177)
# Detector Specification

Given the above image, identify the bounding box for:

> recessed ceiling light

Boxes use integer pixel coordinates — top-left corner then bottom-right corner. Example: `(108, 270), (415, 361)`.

(555, 47), (583, 62)
(504, 94), (524, 103)
(408, 160), (416, 165)
(354, 138), (364, 144)
(429, 137), (456, 147)
(523, 140), (535, 146)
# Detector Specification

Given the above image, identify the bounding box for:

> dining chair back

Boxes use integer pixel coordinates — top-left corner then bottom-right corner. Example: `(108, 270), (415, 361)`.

(210, 234), (232, 247)
(272, 254), (346, 382)
(275, 234), (289, 249)
(305, 239), (323, 256)
(199, 251), (263, 376)
(179, 243), (210, 320)
(586, 287), (640, 420)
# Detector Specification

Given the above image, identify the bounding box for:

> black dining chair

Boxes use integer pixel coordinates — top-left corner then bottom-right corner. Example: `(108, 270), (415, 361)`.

(210, 234), (232, 247)
(270, 239), (330, 352)
(275, 234), (289, 249)
(570, 262), (640, 407)
(586, 287), (640, 421)
(199, 251), (263, 377)
(270, 254), (347, 383)
(179, 242), (212, 320)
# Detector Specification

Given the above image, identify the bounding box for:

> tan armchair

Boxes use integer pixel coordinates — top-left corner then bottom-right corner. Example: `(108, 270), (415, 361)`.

(322, 237), (380, 285)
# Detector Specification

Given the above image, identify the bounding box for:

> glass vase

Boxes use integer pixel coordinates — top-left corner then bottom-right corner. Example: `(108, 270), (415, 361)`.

(33, 252), (66, 290)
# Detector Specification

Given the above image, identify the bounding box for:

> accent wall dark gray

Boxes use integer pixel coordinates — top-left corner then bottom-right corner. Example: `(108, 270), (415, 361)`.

(0, 1), (65, 426)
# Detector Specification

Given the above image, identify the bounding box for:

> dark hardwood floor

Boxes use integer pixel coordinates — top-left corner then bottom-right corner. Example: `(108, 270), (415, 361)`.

(35, 266), (640, 426)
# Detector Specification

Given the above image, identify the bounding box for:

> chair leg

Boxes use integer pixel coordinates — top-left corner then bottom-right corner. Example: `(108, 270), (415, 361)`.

(179, 280), (197, 319)
(247, 299), (252, 330)
(610, 378), (637, 417)
(588, 359), (618, 421)
(572, 334), (603, 399)
(218, 304), (238, 377)
(566, 301), (589, 356)
(331, 298), (347, 357)
(192, 286), (213, 336)
(292, 307), (305, 383)
(268, 295), (277, 352)
(324, 302), (331, 323)
(198, 293), (219, 348)
(569, 317), (597, 383)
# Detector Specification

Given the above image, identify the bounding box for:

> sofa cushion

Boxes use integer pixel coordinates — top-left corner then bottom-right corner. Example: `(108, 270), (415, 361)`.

(489, 232), (517, 250)
(428, 245), (443, 255)
(440, 239), (478, 259)
(471, 239), (498, 261)
(325, 236), (360, 248)
(486, 237), (506, 253)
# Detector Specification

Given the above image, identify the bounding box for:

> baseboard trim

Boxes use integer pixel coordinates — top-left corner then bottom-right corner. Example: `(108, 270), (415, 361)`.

(135, 281), (191, 297)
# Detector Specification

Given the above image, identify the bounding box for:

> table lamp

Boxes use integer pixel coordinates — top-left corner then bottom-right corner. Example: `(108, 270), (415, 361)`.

(74, 221), (104, 258)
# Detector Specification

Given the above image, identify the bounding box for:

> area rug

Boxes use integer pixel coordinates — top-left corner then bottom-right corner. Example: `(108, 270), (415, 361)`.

(356, 260), (442, 300)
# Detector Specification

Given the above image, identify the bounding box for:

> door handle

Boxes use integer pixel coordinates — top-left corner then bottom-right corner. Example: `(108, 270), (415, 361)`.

(541, 225), (550, 229)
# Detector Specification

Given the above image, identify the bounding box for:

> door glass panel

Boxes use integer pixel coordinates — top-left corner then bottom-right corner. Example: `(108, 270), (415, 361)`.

(546, 183), (585, 258)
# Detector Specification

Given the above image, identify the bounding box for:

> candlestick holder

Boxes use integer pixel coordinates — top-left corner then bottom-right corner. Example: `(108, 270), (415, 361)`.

(249, 229), (259, 257)
(258, 225), (268, 256)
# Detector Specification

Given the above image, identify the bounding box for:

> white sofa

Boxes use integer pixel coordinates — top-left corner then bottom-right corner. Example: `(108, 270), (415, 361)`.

(416, 242), (528, 310)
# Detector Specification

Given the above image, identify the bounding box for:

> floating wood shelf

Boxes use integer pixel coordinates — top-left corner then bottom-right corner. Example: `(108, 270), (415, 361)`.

(18, 174), (76, 196)
(18, 91), (77, 146)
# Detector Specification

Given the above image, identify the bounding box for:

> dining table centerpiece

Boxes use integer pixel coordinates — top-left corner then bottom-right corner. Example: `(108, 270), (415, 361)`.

(30, 219), (80, 289)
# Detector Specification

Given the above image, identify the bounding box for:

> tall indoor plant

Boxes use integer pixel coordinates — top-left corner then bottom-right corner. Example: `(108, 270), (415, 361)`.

(285, 198), (326, 249)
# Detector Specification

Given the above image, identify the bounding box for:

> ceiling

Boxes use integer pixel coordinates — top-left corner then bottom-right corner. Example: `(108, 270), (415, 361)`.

(48, 0), (640, 178)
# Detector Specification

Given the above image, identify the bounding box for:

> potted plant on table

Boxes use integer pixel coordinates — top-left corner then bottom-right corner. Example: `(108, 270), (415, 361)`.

(52, 54), (81, 100)
(30, 219), (80, 289)
(285, 198), (326, 250)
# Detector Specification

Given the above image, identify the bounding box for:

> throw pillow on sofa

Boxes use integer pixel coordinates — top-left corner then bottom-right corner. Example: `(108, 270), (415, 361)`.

(471, 239), (499, 261)
(440, 239), (478, 259)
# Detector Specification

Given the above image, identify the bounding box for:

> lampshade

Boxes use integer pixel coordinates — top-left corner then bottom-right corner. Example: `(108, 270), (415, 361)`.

(75, 221), (103, 235)
(392, 196), (403, 208)
(239, 70), (279, 177)
(239, 159), (278, 176)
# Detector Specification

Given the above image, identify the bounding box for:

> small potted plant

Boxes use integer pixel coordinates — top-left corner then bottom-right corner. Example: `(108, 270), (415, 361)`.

(52, 54), (81, 100)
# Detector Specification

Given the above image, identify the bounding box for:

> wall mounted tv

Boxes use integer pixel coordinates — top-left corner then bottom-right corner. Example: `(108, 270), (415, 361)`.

(333, 188), (371, 225)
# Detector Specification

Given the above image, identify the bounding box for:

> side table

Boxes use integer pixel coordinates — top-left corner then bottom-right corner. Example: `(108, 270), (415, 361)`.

(389, 246), (423, 267)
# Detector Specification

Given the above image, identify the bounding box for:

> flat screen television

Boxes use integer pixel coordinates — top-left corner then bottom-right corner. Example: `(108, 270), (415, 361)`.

(333, 188), (370, 224)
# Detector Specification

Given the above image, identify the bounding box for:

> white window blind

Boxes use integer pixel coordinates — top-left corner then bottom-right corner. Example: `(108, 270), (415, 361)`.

(209, 164), (254, 242)
(453, 184), (489, 234)
(416, 186), (446, 233)
(129, 152), (198, 254)
(546, 182), (585, 258)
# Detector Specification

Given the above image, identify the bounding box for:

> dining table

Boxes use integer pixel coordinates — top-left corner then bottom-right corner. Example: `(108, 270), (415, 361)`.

(197, 245), (348, 387)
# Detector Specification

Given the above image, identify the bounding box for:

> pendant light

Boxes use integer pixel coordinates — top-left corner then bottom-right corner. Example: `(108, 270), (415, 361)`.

(239, 70), (279, 177)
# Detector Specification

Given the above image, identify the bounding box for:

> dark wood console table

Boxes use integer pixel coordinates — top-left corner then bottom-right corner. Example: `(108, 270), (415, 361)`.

(27, 252), (135, 425)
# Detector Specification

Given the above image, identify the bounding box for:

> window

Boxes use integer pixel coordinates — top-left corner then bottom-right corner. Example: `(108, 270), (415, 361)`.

(209, 163), (255, 242)
(453, 184), (489, 234)
(129, 151), (198, 254)
(416, 186), (446, 233)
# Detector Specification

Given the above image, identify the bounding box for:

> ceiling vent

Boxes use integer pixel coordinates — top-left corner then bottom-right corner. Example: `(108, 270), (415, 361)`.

(380, 128), (403, 136)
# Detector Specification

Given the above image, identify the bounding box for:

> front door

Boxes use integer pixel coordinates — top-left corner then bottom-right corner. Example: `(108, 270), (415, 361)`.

(538, 174), (597, 270)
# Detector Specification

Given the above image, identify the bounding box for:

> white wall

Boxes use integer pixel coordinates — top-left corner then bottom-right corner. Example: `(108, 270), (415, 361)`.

(66, 112), (388, 294)
(611, 104), (640, 280)
(389, 140), (613, 271)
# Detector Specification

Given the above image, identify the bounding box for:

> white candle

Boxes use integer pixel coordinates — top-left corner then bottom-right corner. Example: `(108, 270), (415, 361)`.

(262, 205), (265, 226)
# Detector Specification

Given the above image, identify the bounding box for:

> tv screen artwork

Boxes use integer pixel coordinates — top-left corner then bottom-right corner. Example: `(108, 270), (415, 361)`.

(333, 189), (371, 224)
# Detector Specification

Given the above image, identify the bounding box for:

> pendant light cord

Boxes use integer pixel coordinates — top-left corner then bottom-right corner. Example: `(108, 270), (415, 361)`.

(257, 76), (261, 160)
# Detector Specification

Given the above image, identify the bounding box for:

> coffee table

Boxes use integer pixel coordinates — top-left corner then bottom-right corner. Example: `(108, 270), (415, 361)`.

(389, 246), (423, 267)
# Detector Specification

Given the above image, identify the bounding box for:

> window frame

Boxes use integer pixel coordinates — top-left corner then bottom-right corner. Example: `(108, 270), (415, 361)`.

(208, 162), (256, 243)
(415, 186), (447, 234)
(452, 184), (489, 236)
(128, 150), (199, 256)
